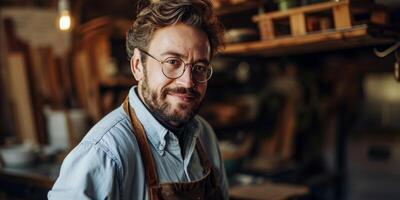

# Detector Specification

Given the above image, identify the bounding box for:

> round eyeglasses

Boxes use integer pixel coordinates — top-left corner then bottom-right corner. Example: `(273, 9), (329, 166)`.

(139, 49), (213, 83)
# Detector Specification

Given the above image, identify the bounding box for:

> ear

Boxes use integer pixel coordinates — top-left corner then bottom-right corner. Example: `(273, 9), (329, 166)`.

(130, 48), (144, 81)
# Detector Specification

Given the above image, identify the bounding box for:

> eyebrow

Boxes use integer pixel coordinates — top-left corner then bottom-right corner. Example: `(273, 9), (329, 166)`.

(160, 50), (210, 64)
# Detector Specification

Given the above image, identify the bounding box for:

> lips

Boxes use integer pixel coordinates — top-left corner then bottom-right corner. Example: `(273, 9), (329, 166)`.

(163, 87), (200, 101)
(168, 92), (196, 102)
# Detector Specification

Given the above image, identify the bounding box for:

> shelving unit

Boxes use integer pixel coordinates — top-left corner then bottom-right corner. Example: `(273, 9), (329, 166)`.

(73, 17), (133, 121)
(219, 0), (398, 57)
(213, 2), (399, 190)
(222, 25), (397, 57)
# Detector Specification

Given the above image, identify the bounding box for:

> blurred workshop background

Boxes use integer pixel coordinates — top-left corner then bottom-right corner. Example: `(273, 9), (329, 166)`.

(0, 0), (400, 199)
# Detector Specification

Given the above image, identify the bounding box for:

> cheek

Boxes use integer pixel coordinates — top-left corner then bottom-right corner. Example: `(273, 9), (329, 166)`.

(146, 68), (167, 87)
(149, 76), (175, 96)
(197, 83), (207, 98)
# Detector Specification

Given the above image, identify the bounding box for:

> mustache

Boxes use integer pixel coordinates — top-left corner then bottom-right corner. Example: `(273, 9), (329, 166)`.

(163, 87), (200, 98)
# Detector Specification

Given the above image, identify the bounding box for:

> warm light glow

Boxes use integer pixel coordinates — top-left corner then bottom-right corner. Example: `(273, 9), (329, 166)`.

(59, 11), (71, 31)
(58, 0), (71, 31)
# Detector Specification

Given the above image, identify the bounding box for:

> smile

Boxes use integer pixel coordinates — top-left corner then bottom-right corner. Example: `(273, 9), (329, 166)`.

(168, 92), (196, 102)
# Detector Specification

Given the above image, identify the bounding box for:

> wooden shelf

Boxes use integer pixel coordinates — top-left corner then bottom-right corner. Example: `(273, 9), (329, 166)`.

(253, 0), (348, 20)
(221, 25), (398, 57)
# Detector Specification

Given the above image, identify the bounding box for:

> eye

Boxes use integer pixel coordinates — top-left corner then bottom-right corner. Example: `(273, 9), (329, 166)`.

(194, 64), (208, 73)
(164, 58), (182, 68)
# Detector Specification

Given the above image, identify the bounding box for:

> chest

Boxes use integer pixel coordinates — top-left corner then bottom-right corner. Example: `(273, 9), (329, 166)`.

(148, 143), (205, 183)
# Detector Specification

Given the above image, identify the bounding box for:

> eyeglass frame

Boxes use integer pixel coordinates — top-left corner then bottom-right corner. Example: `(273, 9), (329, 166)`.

(138, 48), (213, 83)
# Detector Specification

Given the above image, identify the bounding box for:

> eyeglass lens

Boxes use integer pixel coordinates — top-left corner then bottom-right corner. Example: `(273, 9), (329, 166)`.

(162, 57), (211, 82)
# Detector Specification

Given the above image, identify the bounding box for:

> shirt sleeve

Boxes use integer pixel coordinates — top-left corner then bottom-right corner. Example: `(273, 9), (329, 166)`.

(48, 142), (121, 200)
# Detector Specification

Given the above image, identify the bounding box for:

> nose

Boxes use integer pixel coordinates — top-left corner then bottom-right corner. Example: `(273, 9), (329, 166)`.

(175, 64), (194, 88)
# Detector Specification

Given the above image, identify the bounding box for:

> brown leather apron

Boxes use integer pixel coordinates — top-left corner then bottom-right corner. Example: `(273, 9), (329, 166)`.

(123, 98), (224, 200)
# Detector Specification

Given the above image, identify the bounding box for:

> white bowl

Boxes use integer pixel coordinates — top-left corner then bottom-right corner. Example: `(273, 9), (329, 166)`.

(0, 145), (35, 167)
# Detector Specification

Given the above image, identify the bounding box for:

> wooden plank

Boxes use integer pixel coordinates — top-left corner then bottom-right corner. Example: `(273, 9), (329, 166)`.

(253, 0), (349, 21)
(58, 56), (73, 107)
(87, 39), (102, 120)
(73, 50), (101, 121)
(30, 47), (48, 99)
(25, 46), (47, 144)
(222, 25), (394, 57)
(229, 182), (309, 200)
(259, 19), (275, 40)
(333, 3), (352, 29)
(279, 100), (296, 160)
(224, 26), (370, 52)
(289, 13), (306, 36)
(0, 18), (16, 138)
(6, 19), (47, 145)
(72, 50), (91, 110)
(72, 50), (86, 108)
(3, 18), (42, 145)
(6, 53), (38, 144)
(94, 35), (113, 81)
(43, 48), (65, 109)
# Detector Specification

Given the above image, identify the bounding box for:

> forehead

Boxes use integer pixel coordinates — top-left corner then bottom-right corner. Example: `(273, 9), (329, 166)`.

(147, 23), (210, 59)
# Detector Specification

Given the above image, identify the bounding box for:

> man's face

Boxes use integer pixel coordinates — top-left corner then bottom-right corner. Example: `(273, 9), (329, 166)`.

(133, 23), (210, 127)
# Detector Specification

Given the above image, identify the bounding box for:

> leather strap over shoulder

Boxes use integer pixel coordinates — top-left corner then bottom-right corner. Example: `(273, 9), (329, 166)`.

(123, 98), (159, 187)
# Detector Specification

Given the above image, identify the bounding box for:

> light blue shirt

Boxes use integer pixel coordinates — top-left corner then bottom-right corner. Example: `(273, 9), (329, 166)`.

(48, 86), (229, 200)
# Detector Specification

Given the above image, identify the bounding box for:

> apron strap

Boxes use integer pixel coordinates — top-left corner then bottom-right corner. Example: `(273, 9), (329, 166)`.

(195, 139), (212, 172)
(195, 138), (221, 189)
(122, 98), (159, 187)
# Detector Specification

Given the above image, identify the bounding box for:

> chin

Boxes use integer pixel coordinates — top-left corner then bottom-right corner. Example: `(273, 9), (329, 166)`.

(162, 98), (201, 124)
(171, 108), (192, 120)
(167, 107), (195, 123)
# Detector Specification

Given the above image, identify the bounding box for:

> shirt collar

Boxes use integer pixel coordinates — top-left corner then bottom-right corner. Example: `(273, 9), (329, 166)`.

(128, 86), (168, 155)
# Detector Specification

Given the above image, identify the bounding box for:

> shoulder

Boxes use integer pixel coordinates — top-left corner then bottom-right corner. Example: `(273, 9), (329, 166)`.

(68, 106), (142, 180)
(82, 106), (131, 144)
(50, 106), (144, 199)
(81, 106), (140, 154)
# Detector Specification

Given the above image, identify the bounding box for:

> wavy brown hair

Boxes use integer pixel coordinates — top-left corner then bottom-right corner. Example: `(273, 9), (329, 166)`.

(126, 0), (224, 60)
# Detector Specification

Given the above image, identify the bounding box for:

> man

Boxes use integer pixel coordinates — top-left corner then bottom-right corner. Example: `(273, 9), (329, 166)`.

(48, 0), (228, 199)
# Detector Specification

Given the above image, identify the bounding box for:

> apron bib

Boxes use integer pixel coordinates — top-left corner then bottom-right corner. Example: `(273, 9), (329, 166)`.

(123, 98), (224, 200)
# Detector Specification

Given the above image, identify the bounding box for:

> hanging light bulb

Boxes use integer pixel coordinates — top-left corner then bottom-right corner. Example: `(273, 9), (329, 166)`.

(58, 0), (71, 31)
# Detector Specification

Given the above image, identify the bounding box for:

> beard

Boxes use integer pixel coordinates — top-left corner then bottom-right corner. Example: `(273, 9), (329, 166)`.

(140, 71), (203, 127)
